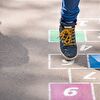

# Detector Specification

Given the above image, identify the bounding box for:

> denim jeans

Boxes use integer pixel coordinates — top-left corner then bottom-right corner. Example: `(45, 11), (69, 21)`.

(60, 0), (80, 26)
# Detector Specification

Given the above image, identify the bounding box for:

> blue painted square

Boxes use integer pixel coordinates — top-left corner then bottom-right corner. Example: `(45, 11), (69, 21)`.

(89, 54), (100, 69)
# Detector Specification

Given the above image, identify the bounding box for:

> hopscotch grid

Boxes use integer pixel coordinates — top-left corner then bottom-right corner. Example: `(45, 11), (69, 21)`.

(48, 53), (100, 70)
(48, 53), (87, 69)
(84, 30), (100, 42)
(48, 29), (100, 43)
(71, 69), (100, 84)
(48, 18), (100, 100)
(91, 83), (96, 100)
(48, 54), (68, 69)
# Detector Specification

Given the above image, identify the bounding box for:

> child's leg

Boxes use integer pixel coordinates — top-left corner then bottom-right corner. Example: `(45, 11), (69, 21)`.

(59, 0), (80, 60)
(60, 0), (80, 26)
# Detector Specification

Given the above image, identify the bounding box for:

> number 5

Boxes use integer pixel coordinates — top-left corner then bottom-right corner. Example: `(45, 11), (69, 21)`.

(64, 87), (79, 96)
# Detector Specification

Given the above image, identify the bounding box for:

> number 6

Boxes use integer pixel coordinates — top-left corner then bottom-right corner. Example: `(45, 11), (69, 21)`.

(64, 87), (79, 96)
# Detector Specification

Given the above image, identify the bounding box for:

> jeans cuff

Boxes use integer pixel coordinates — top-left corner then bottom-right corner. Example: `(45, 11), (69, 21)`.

(60, 18), (77, 27)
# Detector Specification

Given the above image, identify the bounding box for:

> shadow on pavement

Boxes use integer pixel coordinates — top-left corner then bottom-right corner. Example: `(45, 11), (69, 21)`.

(0, 32), (29, 67)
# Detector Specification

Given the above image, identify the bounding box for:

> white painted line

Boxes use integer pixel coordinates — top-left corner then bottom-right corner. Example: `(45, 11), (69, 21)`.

(87, 54), (91, 68)
(86, 41), (100, 42)
(48, 30), (50, 42)
(49, 68), (94, 70)
(70, 68), (90, 69)
(84, 29), (100, 31)
(87, 53), (100, 55)
(49, 82), (100, 84)
(84, 30), (87, 42)
(49, 82), (91, 84)
(71, 67), (100, 71)
(49, 82), (68, 85)
(49, 68), (67, 70)
(49, 29), (100, 32)
(49, 53), (61, 56)
(78, 18), (100, 20)
(91, 83), (96, 100)
(48, 54), (51, 69)
(48, 84), (51, 100)
(68, 68), (72, 83)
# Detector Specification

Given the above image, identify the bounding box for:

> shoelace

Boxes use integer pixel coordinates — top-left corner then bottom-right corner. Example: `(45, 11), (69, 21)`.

(59, 28), (76, 46)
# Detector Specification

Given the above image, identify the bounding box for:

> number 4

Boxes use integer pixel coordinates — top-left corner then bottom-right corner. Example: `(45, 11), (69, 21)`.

(64, 87), (79, 96)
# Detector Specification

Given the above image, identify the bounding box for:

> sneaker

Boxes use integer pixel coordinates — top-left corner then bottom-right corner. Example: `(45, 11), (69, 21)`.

(59, 24), (77, 60)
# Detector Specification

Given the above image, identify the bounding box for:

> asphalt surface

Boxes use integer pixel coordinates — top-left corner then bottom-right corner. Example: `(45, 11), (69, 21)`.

(0, 0), (100, 100)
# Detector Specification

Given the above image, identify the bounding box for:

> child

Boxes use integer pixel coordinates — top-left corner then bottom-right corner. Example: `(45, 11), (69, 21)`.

(59, 0), (80, 60)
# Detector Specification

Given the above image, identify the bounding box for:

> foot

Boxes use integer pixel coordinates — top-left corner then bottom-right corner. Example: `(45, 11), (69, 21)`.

(59, 24), (77, 60)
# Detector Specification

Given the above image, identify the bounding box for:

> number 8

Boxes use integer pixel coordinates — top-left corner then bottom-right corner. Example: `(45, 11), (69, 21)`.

(64, 87), (79, 96)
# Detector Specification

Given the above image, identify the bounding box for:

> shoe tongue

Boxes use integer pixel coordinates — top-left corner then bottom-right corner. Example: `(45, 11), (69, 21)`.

(64, 26), (73, 28)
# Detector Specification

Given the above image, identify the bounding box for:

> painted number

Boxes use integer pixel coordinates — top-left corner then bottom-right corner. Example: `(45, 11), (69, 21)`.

(80, 45), (92, 51)
(84, 72), (96, 80)
(64, 87), (79, 96)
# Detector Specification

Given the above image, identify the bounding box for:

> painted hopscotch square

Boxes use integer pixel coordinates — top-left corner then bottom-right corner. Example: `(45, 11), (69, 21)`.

(48, 30), (86, 42)
(78, 42), (100, 54)
(71, 69), (100, 83)
(76, 31), (86, 42)
(77, 18), (100, 30)
(93, 84), (100, 100)
(50, 83), (94, 100)
(48, 30), (59, 42)
(86, 31), (100, 42)
(88, 54), (100, 69)
(48, 54), (88, 69)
